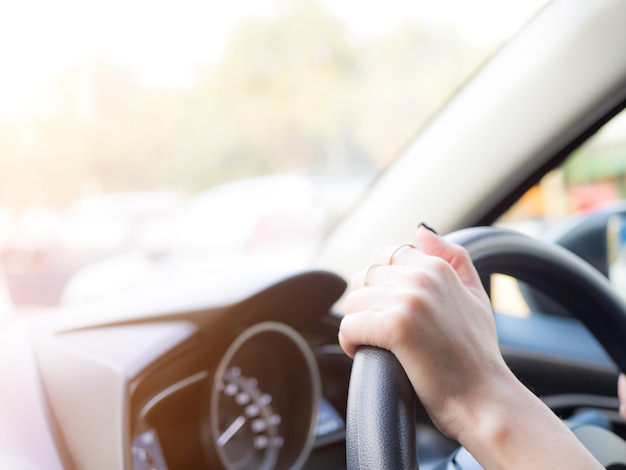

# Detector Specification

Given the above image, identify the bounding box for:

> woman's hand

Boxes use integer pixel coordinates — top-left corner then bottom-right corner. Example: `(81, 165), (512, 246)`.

(339, 225), (508, 439)
(339, 225), (603, 469)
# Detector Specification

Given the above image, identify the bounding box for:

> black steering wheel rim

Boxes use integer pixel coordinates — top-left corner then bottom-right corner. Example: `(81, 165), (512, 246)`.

(346, 226), (626, 470)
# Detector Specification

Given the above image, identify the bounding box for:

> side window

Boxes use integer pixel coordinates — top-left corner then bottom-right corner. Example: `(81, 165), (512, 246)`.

(493, 110), (626, 316)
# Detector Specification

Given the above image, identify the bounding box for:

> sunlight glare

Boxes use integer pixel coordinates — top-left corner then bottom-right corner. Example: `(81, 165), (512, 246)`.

(0, 0), (548, 122)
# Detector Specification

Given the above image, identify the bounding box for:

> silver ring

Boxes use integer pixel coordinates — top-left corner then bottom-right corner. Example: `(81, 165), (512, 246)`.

(364, 264), (380, 286)
(389, 243), (416, 264)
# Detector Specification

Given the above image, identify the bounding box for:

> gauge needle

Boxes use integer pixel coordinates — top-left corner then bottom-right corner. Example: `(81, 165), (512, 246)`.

(217, 416), (246, 447)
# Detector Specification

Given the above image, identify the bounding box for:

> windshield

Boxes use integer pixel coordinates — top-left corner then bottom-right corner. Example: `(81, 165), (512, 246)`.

(0, 0), (549, 312)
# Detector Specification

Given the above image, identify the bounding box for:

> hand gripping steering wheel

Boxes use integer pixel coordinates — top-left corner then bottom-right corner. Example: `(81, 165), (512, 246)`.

(346, 227), (626, 470)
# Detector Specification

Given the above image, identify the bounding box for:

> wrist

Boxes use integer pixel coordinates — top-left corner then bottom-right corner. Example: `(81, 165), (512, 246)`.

(451, 364), (524, 444)
(454, 368), (603, 469)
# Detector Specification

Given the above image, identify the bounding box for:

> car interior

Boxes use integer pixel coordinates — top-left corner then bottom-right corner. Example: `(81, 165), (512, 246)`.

(2, 0), (626, 469)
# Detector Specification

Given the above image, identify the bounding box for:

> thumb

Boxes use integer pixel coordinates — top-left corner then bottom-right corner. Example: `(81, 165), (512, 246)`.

(417, 225), (488, 301)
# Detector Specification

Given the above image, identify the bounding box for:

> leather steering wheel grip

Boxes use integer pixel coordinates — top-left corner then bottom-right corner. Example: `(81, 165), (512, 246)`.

(346, 346), (417, 470)
(345, 227), (626, 470)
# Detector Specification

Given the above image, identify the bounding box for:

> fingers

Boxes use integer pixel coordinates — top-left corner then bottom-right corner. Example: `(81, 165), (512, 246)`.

(416, 225), (488, 301)
(617, 373), (626, 419)
(338, 311), (385, 358)
(339, 305), (415, 359)
(369, 243), (422, 267)
(358, 225), (487, 301)
(340, 222), (491, 360)
(343, 283), (390, 314)
(351, 247), (428, 290)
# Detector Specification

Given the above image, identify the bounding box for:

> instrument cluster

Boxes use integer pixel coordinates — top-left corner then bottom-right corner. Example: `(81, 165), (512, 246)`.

(132, 321), (344, 470)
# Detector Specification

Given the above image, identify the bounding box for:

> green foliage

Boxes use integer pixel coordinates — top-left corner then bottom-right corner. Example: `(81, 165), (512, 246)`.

(0, 0), (486, 209)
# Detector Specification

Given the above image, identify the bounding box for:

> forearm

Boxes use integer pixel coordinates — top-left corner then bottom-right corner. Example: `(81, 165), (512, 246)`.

(456, 369), (603, 470)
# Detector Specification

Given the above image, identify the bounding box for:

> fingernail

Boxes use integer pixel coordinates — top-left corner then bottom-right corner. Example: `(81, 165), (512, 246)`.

(418, 221), (439, 235)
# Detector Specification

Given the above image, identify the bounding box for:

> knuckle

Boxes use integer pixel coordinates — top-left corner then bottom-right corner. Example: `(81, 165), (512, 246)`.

(401, 288), (427, 312)
(405, 262), (447, 290)
(427, 256), (450, 274)
(450, 243), (471, 264)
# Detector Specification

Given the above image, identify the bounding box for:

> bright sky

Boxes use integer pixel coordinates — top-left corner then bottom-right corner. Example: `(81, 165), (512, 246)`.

(0, 0), (548, 121)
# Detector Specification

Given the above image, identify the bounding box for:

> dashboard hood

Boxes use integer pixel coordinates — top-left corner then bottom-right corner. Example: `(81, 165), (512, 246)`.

(36, 268), (346, 334)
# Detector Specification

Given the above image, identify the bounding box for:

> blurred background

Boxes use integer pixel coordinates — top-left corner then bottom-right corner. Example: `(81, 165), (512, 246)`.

(7, 0), (606, 317)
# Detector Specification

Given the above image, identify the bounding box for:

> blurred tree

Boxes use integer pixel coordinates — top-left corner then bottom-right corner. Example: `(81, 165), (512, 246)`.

(202, 0), (364, 180)
(0, 0), (485, 209)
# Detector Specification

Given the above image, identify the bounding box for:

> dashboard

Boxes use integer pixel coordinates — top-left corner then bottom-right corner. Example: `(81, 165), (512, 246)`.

(18, 266), (626, 470)
(32, 270), (353, 470)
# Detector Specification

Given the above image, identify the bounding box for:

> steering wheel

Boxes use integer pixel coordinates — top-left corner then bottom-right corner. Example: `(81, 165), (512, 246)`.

(346, 226), (626, 469)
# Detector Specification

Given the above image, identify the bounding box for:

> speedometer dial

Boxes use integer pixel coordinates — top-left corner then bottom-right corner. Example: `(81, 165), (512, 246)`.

(215, 367), (283, 469)
(203, 322), (321, 470)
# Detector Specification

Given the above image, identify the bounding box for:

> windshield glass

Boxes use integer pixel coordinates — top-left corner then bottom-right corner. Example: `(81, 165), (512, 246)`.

(0, 0), (549, 312)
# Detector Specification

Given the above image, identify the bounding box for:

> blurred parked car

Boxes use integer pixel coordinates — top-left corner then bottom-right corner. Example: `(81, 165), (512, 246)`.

(0, 191), (182, 308)
(62, 172), (374, 305)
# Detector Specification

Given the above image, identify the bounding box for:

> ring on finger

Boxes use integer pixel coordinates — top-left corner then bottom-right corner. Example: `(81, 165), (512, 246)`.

(389, 243), (416, 265)
(364, 263), (380, 286)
